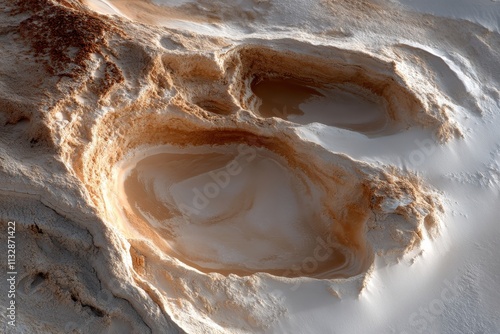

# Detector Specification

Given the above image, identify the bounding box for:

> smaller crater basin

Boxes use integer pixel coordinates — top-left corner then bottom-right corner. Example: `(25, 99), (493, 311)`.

(251, 77), (393, 136)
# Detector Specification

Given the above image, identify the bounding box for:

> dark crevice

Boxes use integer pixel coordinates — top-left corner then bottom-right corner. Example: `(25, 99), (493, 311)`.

(70, 293), (106, 318)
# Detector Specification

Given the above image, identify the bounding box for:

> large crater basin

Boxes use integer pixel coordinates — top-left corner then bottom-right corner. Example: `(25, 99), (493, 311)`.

(114, 143), (359, 278)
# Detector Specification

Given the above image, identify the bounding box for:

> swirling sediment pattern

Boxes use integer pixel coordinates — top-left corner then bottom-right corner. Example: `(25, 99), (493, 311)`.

(114, 144), (368, 278)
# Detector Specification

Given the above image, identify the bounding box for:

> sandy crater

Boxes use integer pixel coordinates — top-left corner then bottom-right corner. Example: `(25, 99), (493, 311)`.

(68, 25), (444, 332)
(7, 0), (489, 332)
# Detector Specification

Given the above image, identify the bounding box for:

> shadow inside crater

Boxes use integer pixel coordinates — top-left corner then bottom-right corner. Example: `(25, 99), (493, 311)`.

(251, 77), (392, 136)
